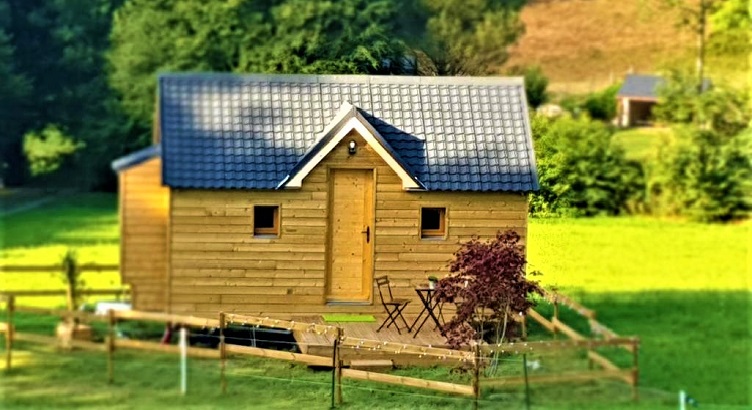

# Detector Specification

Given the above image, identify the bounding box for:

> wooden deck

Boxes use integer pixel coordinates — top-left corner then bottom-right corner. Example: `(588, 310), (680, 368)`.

(292, 315), (450, 366)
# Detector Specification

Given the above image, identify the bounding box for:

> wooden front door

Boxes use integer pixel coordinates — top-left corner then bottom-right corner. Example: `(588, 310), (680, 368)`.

(327, 169), (374, 303)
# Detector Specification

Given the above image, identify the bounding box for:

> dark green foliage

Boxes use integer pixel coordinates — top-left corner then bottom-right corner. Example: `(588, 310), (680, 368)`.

(559, 83), (620, 121)
(647, 127), (752, 222)
(508, 65), (548, 108)
(654, 69), (750, 137)
(4, 0), (136, 189)
(582, 83), (620, 121)
(109, 0), (407, 127)
(0, 0), (31, 185)
(412, 0), (524, 75)
(530, 115), (644, 217)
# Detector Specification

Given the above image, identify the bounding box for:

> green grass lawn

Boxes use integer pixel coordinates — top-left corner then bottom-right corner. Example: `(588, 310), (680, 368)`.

(0, 192), (119, 265)
(1, 193), (121, 306)
(611, 127), (673, 162)
(1, 193), (749, 408)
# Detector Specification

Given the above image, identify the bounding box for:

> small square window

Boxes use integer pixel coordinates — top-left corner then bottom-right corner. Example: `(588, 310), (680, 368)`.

(421, 208), (446, 239)
(254, 205), (279, 237)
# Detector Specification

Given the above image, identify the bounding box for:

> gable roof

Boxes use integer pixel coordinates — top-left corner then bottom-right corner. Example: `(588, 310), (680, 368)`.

(159, 73), (539, 191)
(618, 74), (711, 100)
(281, 101), (424, 190)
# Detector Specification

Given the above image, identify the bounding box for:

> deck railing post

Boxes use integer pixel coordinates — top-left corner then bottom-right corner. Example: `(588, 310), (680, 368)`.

(5, 295), (14, 371)
(219, 312), (227, 394)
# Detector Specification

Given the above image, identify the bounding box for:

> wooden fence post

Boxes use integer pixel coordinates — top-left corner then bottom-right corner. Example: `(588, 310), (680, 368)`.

(219, 312), (226, 394)
(335, 327), (343, 405)
(631, 338), (639, 402)
(473, 343), (480, 410)
(552, 297), (559, 339)
(107, 309), (115, 384)
(5, 295), (14, 371)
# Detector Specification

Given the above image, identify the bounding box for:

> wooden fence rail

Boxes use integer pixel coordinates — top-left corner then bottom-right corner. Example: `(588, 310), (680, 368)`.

(1, 289), (129, 298)
(113, 310), (218, 328)
(115, 339), (220, 359)
(483, 369), (634, 388)
(0, 264), (119, 273)
(340, 336), (474, 362)
(225, 344), (331, 367)
(342, 368), (475, 396)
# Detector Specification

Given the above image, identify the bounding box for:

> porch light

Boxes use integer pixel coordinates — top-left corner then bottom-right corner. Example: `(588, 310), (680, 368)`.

(348, 140), (357, 155)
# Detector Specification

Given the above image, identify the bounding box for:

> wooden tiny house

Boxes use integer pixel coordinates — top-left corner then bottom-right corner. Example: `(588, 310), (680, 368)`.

(113, 74), (539, 319)
(112, 147), (169, 311)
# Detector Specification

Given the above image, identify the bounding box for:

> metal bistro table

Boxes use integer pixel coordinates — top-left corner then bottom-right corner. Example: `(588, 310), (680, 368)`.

(410, 287), (445, 338)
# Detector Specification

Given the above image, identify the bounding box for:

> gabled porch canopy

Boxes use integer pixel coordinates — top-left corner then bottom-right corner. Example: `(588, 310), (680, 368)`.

(278, 102), (424, 190)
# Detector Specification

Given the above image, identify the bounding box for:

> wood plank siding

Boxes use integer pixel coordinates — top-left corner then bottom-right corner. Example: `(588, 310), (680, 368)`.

(120, 157), (170, 311)
(168, 131), (528, 318)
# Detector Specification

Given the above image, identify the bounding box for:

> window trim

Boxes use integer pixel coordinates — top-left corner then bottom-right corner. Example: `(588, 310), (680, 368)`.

(420, 207), (447, 239)
(253, 204), (280, 238)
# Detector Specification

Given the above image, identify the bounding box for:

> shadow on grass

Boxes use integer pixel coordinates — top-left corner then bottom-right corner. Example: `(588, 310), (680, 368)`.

(526, 290), (750, 408)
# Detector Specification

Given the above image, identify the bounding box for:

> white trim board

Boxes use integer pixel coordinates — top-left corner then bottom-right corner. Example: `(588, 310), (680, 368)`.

(284, 115), (421, 190)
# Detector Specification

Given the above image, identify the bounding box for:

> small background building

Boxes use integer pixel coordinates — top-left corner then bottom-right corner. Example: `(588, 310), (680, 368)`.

(616, 73), (710, 127)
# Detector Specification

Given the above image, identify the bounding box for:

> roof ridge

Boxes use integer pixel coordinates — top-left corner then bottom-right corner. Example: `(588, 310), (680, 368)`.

(158, 72), (525, 86)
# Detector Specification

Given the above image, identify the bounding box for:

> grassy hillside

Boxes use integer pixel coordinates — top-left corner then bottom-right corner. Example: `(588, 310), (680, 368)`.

(504, 0), (746, 94)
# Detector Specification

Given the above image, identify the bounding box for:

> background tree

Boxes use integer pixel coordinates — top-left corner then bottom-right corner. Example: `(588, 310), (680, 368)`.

(708, 0), (750, 54)
(530, 115), (644, 217)
(23, 125), (83, 177)
(659, 0), (724, 90)
(434, 231), (543, 348)
(647, 126), (751, 222)
(0, 0), (31, 186)
(654, 69), (750, 137)
(4, 0), (132, 189)
(109, 0), (407, 129)
(508, 65), (548, 108)
(407, 0), (525, 75)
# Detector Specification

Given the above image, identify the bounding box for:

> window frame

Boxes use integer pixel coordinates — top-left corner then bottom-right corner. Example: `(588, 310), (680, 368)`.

(253, 204), (280, 238)
(420, 207), (447, 240)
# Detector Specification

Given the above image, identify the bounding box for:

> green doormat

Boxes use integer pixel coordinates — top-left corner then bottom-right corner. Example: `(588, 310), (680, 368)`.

(322, 314), (377, 323)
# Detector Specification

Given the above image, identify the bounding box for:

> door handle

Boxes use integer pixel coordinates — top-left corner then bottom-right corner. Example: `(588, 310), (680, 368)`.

(362, 226), (370, 243)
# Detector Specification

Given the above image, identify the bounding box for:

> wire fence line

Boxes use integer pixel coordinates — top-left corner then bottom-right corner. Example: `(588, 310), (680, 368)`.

(1, 291), (646, 409)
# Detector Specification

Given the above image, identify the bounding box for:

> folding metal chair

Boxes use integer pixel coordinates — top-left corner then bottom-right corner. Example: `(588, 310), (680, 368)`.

(375, 276), (411, 334)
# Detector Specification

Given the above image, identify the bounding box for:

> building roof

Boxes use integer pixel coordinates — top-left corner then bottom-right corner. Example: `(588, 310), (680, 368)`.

(617, 74), (711, 100)
(158, 73), (539, 191)
(111, 145), (160, 172)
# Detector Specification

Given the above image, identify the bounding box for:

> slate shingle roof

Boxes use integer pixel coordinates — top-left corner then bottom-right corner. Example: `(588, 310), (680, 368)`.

(617, 74), (711, 99)
(159, 73), (539, 191)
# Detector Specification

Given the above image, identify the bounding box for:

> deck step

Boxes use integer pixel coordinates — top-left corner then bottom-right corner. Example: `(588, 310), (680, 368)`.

(349, 359), (394, 371)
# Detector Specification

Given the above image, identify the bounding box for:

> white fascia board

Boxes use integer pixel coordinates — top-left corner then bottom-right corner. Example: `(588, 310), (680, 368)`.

(285, 116), (421, 190)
